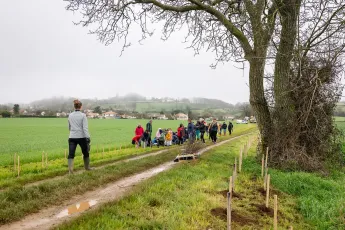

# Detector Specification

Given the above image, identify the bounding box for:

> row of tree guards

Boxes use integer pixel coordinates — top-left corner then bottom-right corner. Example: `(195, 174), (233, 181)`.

(12, 144), (124, 177)
(226, 137), (293, 230)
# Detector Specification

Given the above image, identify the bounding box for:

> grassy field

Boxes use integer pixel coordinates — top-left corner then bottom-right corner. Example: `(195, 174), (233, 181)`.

(55, 135), (345, 230)
(0, 118), (194, 165)
(0, 118), (255, 189)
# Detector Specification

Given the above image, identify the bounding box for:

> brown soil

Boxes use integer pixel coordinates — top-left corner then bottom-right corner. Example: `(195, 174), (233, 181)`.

(257, 187), (282, 197)
(257, 187), (266, 196)
(210, 208), (227, 221)
(253, 204), (274, 217)
(218, 190), (243, 199)
(210, 208), (258, 225)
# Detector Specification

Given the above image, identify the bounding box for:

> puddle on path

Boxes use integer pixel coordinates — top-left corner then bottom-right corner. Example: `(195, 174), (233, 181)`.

(56, 200), (97, 218)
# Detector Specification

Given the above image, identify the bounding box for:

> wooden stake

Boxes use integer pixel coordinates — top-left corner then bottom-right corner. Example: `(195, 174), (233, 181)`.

(265, 147), (269, 168)
(261, 155), (264, 177)
(232, 167), (236, 192)
(234, 158), (237, 176)
(274, 195), (278, 230)
(239, 149), (243, 173)
(289, 226), (293, 230)
(227, 192), (232, 230)
(64, 149), (67, 159)
(229, 176), (232, 193)
(120, 145), (122, 150)
(97, 144), (99, 154)
(14, 153), (17, 171)
(42, 151), (44, 168)
(102, 146), (104, 158)
(265, 174), (271, 208)
(264, 167), (268, 190)
(45, 152), (48, 166)
(17, 156), (20, 177)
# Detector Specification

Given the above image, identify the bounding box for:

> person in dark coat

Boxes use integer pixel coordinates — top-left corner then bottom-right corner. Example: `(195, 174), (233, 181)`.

(195, 121), (201, 141)
(209, 118), (218, 143)
(228, 121), (234, 135)
(146, 120), (153, 138)
(221, 122), (227, 136)
(142, 130), (152, 147)
(199, 119), (206, 143)
(187, 119), (195, 143)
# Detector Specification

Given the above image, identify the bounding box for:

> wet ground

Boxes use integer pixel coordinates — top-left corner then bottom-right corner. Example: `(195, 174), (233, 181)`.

(0, 162), (175, 230)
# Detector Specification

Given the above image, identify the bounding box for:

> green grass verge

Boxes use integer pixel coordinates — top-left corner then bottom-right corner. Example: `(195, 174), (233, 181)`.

(0, 146), (165, 190)
(0, 150), (178, 225)
(55, 135), (315, 230)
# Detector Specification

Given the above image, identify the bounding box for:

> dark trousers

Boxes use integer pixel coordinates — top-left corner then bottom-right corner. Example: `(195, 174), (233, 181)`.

(200, 132), (205, 143)
(68, 138), (89, 159)
(157, 140), (165, 147)
(210, 131), (217, 142)
(228, 128), (232, 135)
(178, 136), (184, 145)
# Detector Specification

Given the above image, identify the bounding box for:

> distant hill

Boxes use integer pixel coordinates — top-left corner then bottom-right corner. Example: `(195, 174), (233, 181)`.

(2, 94), (250, 118)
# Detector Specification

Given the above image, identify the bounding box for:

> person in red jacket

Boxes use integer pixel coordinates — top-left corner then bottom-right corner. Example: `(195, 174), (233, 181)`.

(135, 124), (144, 146)
(132, 135), (142, 148)
(135, 124), (144, 136)
(177, 124), (185, 145)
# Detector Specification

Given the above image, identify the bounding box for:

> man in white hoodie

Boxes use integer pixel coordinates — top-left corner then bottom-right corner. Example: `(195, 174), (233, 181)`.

(67, 99), (92, 174)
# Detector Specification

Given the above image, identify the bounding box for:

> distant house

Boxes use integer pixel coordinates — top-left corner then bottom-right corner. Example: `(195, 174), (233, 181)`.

(147, 113), (160, 119)
(224, 115), (234, 120)
(157, 114), (168, 120)
(175, 113), (188, 121)
(41, 111), (46, 116)
(121, 114), (137, 119)
(102, 111), (117, 119)
(87, 112), (100, 118)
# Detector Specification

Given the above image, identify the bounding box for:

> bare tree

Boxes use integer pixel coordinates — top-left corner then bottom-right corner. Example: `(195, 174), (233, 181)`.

(65, 0), (345, 170)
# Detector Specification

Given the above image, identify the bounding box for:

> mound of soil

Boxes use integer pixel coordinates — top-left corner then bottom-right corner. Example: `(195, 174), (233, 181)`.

(258, 187), (283, 197)
(218, 190), (243, 199)
(210, 208), (259, 225)
(257, 187), (266, 196)
(210, 208), (227, 221)
(253, 204), (274, 217)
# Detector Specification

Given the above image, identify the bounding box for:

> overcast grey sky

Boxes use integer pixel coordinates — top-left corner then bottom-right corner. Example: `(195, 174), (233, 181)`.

(0, 0), (250, 105)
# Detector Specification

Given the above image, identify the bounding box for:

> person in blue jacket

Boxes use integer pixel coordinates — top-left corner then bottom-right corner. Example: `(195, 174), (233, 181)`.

(187, 119), (195, 143)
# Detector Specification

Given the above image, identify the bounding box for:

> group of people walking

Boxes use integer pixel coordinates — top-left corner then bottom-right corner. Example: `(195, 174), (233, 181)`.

(66, 99), (234, 173)
(186, 118), (234, 144)
(131, 118), (234, 147)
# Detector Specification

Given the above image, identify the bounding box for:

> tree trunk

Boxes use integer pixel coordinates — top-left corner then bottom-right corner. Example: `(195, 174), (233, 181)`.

(270, 0), (301, 162)
(248, 58), (272, 155)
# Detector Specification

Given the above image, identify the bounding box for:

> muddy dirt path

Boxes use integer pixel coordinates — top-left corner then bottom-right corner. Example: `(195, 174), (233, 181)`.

(21, 149), (170, 189)
(0, 133), (252, 230)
